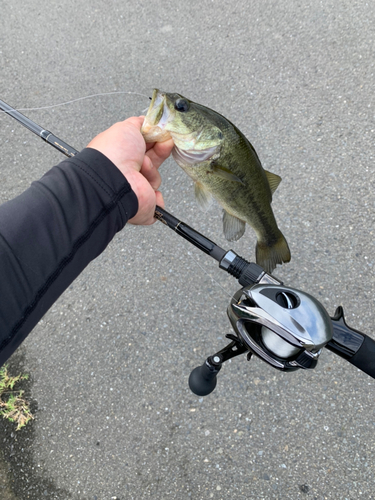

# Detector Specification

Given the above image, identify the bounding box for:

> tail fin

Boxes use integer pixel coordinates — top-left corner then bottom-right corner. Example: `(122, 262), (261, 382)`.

(255, 231), (291, 274)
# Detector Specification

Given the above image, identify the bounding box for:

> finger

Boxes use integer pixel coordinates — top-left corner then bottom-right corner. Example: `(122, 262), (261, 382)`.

(139, 115), (156, 151)
(125, 116), (144, 129)
(145, 138), (174, 169)
(155, 190), (165, 208)
(140, 155), (162, 190)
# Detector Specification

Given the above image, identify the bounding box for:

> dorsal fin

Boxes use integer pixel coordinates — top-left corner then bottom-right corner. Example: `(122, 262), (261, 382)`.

(265, 170), (282, 195)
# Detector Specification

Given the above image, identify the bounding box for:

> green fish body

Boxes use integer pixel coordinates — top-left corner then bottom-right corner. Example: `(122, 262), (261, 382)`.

(141, 89), (291, 273)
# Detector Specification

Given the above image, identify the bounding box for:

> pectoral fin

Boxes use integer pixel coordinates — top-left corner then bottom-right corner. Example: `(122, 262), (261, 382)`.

(211, 164), (245, 184)
(194, 182), (213, 211)
(222, 210), (246, 241)
(265, 170), (282, 195)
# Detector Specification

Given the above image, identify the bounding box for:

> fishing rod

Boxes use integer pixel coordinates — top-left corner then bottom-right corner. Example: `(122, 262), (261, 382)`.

(1, 98), (375, 396)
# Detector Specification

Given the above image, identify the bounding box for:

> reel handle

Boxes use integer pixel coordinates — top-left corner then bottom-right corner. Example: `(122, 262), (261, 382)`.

(188, 339), (249, 396)
(188, 357), (222, 396)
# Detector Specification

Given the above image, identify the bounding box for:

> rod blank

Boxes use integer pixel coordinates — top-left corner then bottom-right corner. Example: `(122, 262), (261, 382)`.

(0, 98), (78, 157)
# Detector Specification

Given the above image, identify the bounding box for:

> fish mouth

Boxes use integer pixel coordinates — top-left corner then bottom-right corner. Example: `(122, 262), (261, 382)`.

(141, 89), (173, 142)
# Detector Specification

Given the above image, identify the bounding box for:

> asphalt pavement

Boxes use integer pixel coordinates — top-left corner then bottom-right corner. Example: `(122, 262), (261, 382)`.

(1, 1), (375, 498)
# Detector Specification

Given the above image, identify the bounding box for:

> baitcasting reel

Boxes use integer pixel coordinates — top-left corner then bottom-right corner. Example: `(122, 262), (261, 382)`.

(188, 281), (333, 396)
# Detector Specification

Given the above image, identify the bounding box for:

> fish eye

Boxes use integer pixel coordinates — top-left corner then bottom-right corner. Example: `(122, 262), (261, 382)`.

(174, 98), (190, 112)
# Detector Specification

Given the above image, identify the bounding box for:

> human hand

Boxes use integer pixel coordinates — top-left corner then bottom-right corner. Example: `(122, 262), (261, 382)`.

(87, 116), (174, 225)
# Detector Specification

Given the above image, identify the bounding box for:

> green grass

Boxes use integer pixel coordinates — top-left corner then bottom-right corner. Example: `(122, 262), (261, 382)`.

(0, 364), (33, 430)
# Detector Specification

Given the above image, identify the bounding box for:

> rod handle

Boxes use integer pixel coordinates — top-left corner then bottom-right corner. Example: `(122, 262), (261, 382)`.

(327, 306), (375, 379)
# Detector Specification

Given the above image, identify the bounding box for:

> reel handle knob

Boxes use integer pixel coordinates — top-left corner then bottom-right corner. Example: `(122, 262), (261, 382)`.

(188, 357), (222, 396)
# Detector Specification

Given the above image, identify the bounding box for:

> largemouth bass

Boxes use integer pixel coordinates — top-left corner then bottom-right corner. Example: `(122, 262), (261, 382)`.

(141, 89), (291, 273)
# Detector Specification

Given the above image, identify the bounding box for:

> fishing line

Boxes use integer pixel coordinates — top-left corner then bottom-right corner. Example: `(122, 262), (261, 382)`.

(0, 91), (149, 114)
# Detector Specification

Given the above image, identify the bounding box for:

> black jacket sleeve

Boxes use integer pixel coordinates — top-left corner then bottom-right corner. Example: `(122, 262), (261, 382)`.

(0, 148), (138, 366)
